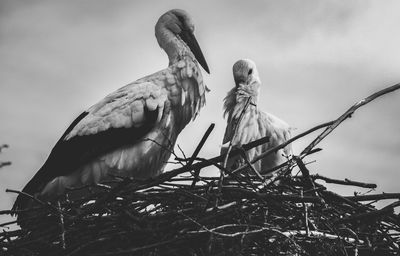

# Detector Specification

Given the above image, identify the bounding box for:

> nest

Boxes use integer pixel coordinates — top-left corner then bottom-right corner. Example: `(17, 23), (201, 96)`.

(1, 159), (400, 256)
(1, 84), (400, 255)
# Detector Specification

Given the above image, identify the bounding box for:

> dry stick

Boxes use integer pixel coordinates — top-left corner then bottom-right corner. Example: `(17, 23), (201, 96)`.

(301, 83), (400, 156)
(346, 193), (400, 202)
(57, 201), (66, 250)
(282, 230), (364, 244)
(1, 229), (12, 245)
(0, 220), (18, 228)
(5, 189), (64, 215)
(381, 200), (400, 211)
(335, 206), (395, 224)
(188, 123), (215, 167)
(295, 157), (317, 195)
(0, 162), (11, 168)
(222, 97), (252, 169)
(219, 97), (253, 204)
(259, 148), (321, 177)
(177, 156), (248, 187)
(176, 144), (187, 160)
(301, 189), (310, 237)
(238, 147), (264, 181)
(189, 123), (215, 187)
(175, 135), (269, 166)
(223, 187), (322, 203)
(78, 178), (133, 217)
(231, 121), (335, 175)
(144, 138), (184, 167)
(312, 174), (377, 189)
(321, 190), (368, 209)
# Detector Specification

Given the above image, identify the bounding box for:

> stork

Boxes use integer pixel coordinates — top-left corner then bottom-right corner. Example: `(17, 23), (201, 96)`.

(13, 9), (209, 219)
(222, 59), (291, 174)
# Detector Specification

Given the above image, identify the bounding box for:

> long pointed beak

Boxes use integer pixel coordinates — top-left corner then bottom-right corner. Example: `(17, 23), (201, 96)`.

(180, 30), (210, 74)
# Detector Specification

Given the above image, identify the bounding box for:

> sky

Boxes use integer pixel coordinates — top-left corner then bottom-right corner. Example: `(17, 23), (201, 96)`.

(1, 0), (400, 224)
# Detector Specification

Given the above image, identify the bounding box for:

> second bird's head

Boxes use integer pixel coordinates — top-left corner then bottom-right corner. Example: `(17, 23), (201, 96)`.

(156, 9), (210, 74)
(232, 59), (261, 88)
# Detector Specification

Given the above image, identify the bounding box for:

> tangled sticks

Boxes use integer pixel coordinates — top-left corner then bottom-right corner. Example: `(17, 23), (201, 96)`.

(1, 83), (400, 255)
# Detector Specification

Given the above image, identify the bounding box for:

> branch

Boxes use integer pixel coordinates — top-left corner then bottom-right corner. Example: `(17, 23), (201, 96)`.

(0, 161), (11, 168)
(5, 189), (66, 216)
(301, 83), (400, 156)
(282, 230), (364, 244)
(335, 207), (394, 224)
(188, 123), (215, 187)
(346, 193), (400, 202)
(187, 123), (215, 167)
(223, 97), (252, 169)
(312, 174), (377, 189)
(223, 187), (323, 203)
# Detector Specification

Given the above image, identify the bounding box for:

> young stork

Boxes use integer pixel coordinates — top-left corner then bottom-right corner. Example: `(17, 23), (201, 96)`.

(222, 59), (291, 174)
(13, 9), (209, 219)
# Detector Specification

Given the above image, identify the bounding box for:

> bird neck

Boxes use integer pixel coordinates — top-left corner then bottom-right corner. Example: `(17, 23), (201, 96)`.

(223, 85), (259, 121)
(156, 26), (194, 66)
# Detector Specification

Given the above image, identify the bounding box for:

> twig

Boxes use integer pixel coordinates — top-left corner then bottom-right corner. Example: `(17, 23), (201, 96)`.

(295, 157), (317, 194)
(282, 230), (364, 244)
(189, 124), (215, 187)
(0, 162), (11, 168)
(176, 144), (187, 160)
(5, 189), (65, 215)
(312, 174), (377, 189)
(335, 207), (394, 224)
(0, 220), (17, 228)
(301, 83), (400, 156)
(345, 193), (400, 202)
(77, 178), (133, 216)
(219, 97), (252, 204)
(143, 138), (184, 167)
(238, 147), (264, 181)
(222, 97), (252, 169)
(223, 187), (323, 203)
(187, 123), (215, 168)
(57, 201), (66, 250)
(301, 189), (310, 237)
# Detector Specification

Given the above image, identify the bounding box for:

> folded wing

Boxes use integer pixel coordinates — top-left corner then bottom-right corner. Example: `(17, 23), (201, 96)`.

(13, 81), (168, 211)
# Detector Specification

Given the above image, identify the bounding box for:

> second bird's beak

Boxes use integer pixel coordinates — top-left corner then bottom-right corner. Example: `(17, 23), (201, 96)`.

(180, 29), (210, 74)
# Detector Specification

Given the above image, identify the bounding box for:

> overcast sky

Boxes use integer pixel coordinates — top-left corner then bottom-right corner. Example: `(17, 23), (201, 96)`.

(1, 0), (399, 224)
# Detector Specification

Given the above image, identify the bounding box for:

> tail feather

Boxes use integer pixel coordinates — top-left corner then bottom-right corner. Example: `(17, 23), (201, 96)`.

(12, 169), (46, 228)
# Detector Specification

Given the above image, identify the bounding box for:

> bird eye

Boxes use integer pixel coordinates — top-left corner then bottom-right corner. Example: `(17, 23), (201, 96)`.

(248, 69), (253, 75)
(176, 15), (186, 30)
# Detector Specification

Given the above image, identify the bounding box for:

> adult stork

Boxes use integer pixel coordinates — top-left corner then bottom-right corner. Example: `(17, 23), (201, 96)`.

(13, 9), (209, 220)
(222, 59), (291, 173)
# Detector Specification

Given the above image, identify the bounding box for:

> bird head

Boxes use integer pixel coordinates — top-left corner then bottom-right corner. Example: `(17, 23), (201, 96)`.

(232, 59), (260, 87)
(155, 9), (210, 74)
(223, 59), (261, 118)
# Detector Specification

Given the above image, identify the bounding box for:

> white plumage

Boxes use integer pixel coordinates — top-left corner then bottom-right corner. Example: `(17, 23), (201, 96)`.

(13, 9), (209, 217)
(222, 59), (291, 173)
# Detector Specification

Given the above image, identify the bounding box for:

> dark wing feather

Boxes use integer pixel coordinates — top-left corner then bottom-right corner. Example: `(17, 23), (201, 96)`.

(12, 81), (164, 214)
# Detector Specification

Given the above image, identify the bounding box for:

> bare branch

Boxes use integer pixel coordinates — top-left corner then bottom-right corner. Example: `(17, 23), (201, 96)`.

(301, 83), (400, 156)
(312, 174), (377, 189)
